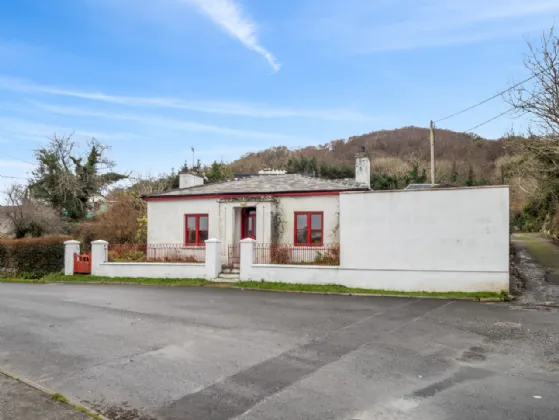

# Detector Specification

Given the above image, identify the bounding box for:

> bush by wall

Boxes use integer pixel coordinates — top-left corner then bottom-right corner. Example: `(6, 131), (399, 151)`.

(0, 236), (70, 278)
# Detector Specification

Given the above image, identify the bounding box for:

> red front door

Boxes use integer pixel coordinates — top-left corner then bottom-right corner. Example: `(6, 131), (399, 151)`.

(241, 208), (256, 240)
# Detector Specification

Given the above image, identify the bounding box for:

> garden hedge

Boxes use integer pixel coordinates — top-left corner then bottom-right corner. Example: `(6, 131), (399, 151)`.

(0, 236), (70, 278)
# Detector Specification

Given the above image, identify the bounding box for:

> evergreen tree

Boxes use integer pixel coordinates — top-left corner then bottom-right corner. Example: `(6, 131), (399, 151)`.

(30, 135), (127, 220)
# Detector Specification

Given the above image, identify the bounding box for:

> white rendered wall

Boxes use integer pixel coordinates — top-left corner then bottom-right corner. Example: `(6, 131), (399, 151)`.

(94, 262), (206, 279)
(147, 199), (220, 244)
(277, 195), (340, 243)
(147, 198), (276, 264)
(339, 187), (509, 274)
(87, 239), (220, 280)
(240, 187), (510, 292)
(147, 195), (340, 247)
(243, 265), (507, 292)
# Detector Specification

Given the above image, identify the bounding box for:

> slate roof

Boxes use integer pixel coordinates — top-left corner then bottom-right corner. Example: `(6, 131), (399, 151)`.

(404, 184), (437, 190)
(145, 174), (369, 198)
(404, 183), (459, 190)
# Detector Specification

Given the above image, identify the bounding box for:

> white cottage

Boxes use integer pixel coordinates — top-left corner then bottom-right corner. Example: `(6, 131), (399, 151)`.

(143, 154), (371, 265)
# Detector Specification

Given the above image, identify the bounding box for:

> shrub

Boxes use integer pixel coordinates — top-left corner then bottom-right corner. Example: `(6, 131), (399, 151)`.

(73, 192), (146, 247)
(313, 244), (340, 265)
(108, 244), (147, 262)
(5, 184), (64, 239)
(0, 236), (70, 277)
(149, 255), (200, 263)
(109, 250), (147, 262)
(270, 244), (291, 264)
(107, 243), (203, 263)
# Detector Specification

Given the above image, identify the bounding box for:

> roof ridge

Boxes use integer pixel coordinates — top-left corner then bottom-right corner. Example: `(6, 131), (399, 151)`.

(145, 172), (367, 198)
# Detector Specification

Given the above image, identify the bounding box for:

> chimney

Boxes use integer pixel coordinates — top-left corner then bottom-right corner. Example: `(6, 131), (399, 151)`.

(179, 172), (204, 189)
(355, 146), (371, 188)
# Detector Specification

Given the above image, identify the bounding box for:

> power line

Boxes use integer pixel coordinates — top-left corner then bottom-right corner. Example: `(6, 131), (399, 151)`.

(0, 150), (35, 166)
(464, 108), (514, 132)
(0, 174), (30, 180)
(435, 72), (539, 124)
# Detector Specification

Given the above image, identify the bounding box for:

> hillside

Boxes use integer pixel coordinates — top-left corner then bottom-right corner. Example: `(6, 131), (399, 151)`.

(230, 126), (506, 184)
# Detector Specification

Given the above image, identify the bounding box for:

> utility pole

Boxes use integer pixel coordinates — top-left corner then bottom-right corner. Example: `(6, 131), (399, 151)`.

(430, 120), (436, 185)
(191, 147), (195, 171)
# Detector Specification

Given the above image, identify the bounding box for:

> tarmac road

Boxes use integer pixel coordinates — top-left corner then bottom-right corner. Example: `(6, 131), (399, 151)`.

(0, 283), (557, 420)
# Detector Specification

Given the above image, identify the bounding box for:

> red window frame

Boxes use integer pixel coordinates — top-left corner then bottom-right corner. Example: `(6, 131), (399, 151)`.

(294, 212), (324, 246)
(184, 214), (209, 246)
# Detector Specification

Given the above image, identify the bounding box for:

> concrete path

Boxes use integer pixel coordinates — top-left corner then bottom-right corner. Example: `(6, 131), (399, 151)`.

(511, 233), (559, 305)
(512, 233), (559, 282)
(0, 284), (558, 420)
(0, 373), (90, 420)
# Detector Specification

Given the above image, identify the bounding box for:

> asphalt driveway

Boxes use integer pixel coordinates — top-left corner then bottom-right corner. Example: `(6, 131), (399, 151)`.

(0, 284), (557, 420)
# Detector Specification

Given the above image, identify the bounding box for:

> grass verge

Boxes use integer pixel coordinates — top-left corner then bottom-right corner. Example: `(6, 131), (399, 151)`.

(51, 393), (69, 404)
(51, 391), (103, 420)
(2, 274), (207, 286)
(2, 275), (504, 300)
(0, 278), (46, 283)
(42, 273), (208, 285)
(235, 281), (505, 300)
(3, 372), (105, 420)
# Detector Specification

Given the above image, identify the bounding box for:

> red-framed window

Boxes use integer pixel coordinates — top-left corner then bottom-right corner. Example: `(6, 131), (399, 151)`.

(185, 214), (209, 245)
(294, 212), (323, 245)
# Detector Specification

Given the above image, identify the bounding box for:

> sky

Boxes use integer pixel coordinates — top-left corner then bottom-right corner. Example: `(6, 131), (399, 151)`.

(0, 0), (558, 196)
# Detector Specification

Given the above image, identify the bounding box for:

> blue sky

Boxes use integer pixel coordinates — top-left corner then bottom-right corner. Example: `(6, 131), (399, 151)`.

(0, 0), (558, 195)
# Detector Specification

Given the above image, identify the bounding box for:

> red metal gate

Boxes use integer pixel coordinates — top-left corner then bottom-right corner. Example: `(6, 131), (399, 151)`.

(73, 253), (91, 274)
(227, 245), (240, 268)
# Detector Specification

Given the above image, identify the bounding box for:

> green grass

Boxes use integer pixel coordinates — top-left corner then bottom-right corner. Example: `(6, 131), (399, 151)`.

(235, 281), (504, 299)
(42, 273), (208, 285)
(50, 391), (103, 420)
(1, 274), (207, 285)
(2, 274), (504, 299)
(514, 232), (559, 272)
(0, 278), (45, 283)
(51, 393), (69, 404)
(74, 405), (103, 420)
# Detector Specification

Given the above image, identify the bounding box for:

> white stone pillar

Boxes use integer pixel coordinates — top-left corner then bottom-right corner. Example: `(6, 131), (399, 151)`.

(64, 240), (80, 275)
(240, 238), (255, 281)
(91, 240), (108, 276)
(205, 238), (222, 280)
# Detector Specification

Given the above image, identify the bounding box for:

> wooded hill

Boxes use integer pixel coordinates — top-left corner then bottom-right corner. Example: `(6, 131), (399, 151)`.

(230, 126), (506, 186)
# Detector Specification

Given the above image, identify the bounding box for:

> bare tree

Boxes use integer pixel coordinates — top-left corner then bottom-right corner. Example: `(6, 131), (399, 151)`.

(503, 27), (559, 199)
(506, 27), (559, 136)
(5, 184), (62, 238)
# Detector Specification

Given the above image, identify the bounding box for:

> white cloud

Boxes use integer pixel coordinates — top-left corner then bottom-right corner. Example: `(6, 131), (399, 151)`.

(182, 0), (280, 71)
(32, 102), (314, 143)
(0, 76), (372, 122)
(305, 0), (559, 53)
(0, 117), (144, 143)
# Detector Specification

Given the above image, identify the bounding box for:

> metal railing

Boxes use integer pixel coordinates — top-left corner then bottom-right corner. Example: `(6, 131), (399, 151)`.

(228, 244), (240, 268)
(107, 243), (146, 262)
(108, 243), (205, 263)
(253, 243), (340, 266)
